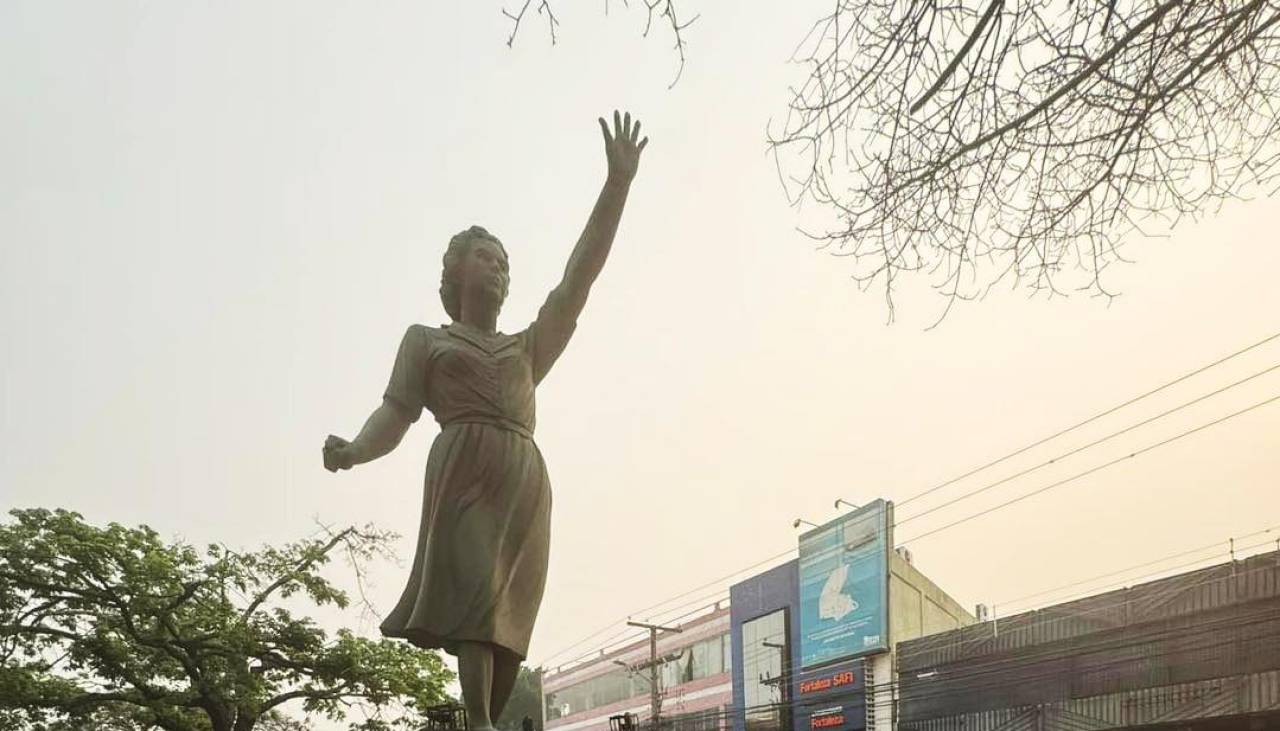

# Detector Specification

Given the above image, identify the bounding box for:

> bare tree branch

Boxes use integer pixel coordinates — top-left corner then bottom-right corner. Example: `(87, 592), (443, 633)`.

(768, 0), (1280, 320)
(504, 0), (559, 48)
(503, 0), (697, 87)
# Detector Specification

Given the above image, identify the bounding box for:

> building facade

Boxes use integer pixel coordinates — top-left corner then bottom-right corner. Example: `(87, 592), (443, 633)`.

(728, 501), (975, 731)
(897, 549), (1280, 731)
(544, 606), (734, 731)
(545, 500), (975, 731)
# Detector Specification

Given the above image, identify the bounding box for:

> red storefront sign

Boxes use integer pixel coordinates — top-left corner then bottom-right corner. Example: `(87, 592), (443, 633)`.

(799, 670), (856, 695)
(810, 710), (845, 729)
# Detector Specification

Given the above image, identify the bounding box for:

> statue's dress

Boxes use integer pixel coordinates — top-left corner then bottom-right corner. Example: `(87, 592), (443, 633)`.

(378, 293), (575, 660)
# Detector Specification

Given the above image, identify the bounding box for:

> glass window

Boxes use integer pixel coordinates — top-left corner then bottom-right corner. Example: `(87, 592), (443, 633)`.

(741, 610), (790, 731)
(696, 634), (725, 677)
(633, 672), (652, 699)
(544, 667), (646, 720)
(690, 639), (710, 679)
(660, 632), (737, 690)
(661, 651), (680, 688)
(545, 690), (560, 720)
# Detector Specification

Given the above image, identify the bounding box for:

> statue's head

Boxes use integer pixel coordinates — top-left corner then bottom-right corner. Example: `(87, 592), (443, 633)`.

(440, 225), (510, 321)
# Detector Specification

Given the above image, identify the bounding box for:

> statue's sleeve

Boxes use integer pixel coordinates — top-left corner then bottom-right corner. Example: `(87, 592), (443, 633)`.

(383, 325), (429, 423)
(525, 288), (580, 384)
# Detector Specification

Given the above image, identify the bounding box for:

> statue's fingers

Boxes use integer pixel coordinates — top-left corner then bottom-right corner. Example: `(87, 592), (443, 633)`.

(613, 110), (622, 137)
(623, 111), (632, 140)
(631, 120), (642, 144)
(638, 136), (649, 152)
(599, 117), (613, 145)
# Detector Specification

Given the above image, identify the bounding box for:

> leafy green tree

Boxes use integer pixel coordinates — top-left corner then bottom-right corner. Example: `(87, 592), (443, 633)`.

(495, 666), (542, 731)
(0, 509), (454, 731)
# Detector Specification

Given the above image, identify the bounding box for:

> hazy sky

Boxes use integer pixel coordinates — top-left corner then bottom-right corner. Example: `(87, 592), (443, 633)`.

(3, 0), (1279, 719)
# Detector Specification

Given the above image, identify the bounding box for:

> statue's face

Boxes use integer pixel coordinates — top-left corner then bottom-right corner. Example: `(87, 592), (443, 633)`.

(460, 238), (510, 308)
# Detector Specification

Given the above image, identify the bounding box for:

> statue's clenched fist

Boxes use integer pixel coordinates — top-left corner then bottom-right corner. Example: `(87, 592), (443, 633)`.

(322, 434), (354, 472)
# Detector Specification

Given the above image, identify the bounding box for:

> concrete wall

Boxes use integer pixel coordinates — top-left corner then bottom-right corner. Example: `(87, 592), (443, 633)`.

(888, 550), (976, 649)
(860, 549), (976, 731)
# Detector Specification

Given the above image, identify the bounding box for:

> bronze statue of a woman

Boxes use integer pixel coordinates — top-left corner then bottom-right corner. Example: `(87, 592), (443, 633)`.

(323, 111), (647, 731)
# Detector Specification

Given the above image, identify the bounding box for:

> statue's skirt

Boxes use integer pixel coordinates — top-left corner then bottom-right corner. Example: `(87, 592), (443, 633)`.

(380, 421), (551, 660)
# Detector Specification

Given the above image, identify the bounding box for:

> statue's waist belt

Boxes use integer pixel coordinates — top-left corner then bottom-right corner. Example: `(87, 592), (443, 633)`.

(441, 415), (534, 440)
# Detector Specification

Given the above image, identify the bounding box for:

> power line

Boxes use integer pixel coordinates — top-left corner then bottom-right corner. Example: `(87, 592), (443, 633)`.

(895, 330), (1280, 508)
(615, 544), (1279, 700)
(549, 557), (1280, 731)
(989, 538), (1280, 617)
(595, 613), (1280, 730)
(594, 394), (1277, 669)
(544, 512), (894, 666)
(539, 618), (638, 669)
(989, 524), (1280, 611)
(551, 527), (886, 671)
(555, 453), (1274, 675)
(541, 333), (1280, 670)
(716, 538), (1280, 679)
(552, 412), (1275, 673)
(665, 612), (1280, 726)
(550, 595), (740, 672)
(897, 362), (1280, 526)
(539, 545), (795, 666)
(627, 547), (794, 620)
(664, 576), (1280, 721)
(899, 392), (1280, 545)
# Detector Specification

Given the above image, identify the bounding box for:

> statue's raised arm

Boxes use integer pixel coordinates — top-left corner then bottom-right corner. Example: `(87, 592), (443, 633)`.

(321, 111), (648, 731)
(527, 110), (647, 382)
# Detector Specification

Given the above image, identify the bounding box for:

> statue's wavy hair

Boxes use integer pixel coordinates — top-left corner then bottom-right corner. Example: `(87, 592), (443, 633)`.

(439, 225), (509, 322)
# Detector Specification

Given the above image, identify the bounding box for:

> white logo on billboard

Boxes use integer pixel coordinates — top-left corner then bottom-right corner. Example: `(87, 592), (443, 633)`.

(818, 564), (858, 621)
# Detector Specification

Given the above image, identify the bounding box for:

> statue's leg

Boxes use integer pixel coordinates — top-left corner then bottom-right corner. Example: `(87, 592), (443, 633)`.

(458, 641), (496, 730)
(489, 646), (522, 722)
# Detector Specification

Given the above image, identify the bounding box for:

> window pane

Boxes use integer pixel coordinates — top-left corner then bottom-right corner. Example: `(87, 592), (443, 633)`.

(633, 673), (650, 699)
(706, 637), (722, 676)
(545, 691), (560, 720)
(740, 610), (790, 731)
(690, 640), (709, 679)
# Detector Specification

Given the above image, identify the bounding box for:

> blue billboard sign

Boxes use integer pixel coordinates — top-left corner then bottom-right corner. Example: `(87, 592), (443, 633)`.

(798, 500), (891, 667)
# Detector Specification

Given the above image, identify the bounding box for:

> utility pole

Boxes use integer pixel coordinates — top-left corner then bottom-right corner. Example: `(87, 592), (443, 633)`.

(626, 621), (683, 731)
(761, 641), (789, 729)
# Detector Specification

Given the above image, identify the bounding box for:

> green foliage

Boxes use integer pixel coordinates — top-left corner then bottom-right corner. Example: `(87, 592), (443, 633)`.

(0, 509), (454, 731)
(495, 666), (542, 731)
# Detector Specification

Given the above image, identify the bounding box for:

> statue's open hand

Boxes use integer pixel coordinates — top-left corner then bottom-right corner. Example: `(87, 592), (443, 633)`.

(600, 110), (648, 183)
(323, 434), (354, 472)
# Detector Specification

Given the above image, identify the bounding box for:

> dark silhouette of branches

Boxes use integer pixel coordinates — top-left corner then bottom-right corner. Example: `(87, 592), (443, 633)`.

(503, 0), (699, 87)
(766, 0), (1280, 322)
(504, 1), (559, 48)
